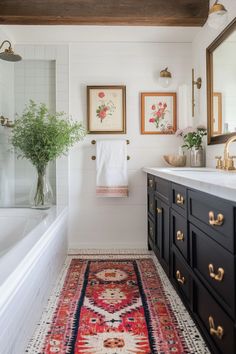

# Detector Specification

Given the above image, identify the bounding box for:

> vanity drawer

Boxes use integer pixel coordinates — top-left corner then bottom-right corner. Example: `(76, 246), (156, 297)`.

(172, 252), (192, 304)
(171, 209), (188, 261)
(188, 189), (235, 252)
(147, 174), (155, 192)
(190, 224), (235, 316)
(194, 280), (235, 354)
(155, 176), (170, 204)
(172, 183), (187, 216)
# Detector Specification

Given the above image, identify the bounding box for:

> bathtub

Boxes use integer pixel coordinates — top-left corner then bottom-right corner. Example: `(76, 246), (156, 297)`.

(0, 206), (68, 354)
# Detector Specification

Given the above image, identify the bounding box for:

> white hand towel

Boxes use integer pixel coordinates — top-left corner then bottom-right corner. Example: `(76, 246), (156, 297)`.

(96, 140), (128, 197)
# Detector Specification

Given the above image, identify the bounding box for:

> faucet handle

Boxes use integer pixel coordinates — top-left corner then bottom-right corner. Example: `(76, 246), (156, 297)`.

(215, 156), (223, 169)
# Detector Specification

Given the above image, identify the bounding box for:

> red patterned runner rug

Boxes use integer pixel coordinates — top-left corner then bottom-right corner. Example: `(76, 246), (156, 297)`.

(26, 255), (209, 354)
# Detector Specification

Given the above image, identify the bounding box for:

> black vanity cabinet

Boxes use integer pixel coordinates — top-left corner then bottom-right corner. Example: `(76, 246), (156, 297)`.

(147, 175), (170, 275)
(146, 174), (236, 354)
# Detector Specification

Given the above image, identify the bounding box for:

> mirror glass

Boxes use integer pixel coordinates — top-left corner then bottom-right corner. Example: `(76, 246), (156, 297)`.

(212, 29), (236, 136)
(207, 19), (236, 144)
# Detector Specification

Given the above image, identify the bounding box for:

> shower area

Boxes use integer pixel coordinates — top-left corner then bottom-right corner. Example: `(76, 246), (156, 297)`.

(0, 57), (56, 207)
(0, 42), (69, 354)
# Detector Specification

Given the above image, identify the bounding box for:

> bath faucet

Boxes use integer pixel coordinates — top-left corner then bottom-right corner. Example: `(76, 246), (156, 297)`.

(215, 133), (236, 170)
(0, 115), (14, 128)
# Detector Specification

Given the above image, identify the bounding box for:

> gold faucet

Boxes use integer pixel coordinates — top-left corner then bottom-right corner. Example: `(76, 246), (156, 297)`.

(215, 134), (236, 170)
(0, 115), (14, 128)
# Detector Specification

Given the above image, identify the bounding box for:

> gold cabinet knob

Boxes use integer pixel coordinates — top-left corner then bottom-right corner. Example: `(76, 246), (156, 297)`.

(149, 179), (153, 188)
(176, 270), (185, 285)
(215, 156), (223, 169)
(176, 230), (184, 241)
(176, 193), (184, 205)
(208, 316), (224, 340)
(208, 264), (224, 282)
(208, 211), (224, 226)
(156, 208), (162, 214)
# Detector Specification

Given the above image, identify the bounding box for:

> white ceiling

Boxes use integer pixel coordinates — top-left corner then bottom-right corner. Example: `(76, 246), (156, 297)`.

(1, 25), (201, 44)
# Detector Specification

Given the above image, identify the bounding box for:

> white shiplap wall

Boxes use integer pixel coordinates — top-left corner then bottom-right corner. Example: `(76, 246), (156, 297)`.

(68, 41), (192, 249)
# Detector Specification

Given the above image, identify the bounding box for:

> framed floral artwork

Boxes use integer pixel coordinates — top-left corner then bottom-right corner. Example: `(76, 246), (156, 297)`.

(141, 92), (177, 134)
(87, 85), (126, 134)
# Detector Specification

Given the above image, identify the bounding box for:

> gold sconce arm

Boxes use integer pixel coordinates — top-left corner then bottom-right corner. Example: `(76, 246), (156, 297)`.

(192, 68), (202, 117)
(0, 115), (14, 128)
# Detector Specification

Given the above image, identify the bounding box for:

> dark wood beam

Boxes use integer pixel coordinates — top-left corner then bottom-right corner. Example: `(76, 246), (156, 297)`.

(0, 0), (209, 26)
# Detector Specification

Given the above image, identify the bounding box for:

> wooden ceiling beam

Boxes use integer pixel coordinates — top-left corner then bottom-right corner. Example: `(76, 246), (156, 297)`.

(0, 0), (209, 26)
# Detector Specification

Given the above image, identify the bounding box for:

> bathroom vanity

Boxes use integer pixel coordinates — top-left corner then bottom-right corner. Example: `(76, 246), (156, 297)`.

(143, 167), (236, 354)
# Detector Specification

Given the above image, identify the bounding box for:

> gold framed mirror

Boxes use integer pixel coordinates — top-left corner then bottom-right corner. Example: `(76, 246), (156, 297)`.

(207, 18), (236, 145)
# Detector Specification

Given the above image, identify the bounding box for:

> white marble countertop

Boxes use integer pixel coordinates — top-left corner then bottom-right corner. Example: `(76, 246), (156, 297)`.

(142, 167), (236, 202)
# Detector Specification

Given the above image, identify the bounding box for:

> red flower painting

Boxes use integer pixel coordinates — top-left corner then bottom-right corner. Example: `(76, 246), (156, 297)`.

(96, 92), (115, 123)
(149, 101), (171, 131)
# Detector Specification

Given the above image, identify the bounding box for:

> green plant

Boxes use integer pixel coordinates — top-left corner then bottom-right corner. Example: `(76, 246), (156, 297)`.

(177, 126), (207, 150)
(11, 100), (86, 207)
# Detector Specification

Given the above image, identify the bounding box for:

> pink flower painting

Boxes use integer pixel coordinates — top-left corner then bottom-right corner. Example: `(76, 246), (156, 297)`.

(141, 93), (176, 135)
(96, 92), (116, 123)
(148, 101), (171, 131)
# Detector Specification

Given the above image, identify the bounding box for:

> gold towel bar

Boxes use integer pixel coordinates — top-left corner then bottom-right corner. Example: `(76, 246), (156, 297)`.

(91, 139), (130, 145)
(91, 155), (130, 160)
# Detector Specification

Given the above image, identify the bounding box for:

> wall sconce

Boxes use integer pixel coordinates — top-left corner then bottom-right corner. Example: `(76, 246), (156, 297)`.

(208, 1), (228, 29)
(192, 69), (202, 117)
(0, 40), (22, 62)
(0, 115), (14, 128)
(159, 67), (172, 88)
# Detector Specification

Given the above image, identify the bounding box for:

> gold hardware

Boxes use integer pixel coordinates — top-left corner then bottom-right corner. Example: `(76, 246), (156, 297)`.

(176, 230), (184, 241)
(209, 211), (224, 226)
(157, 208), (162, 214)
(215, 156), (223, 169)
(209, 1), (227, 16)
(176, 270), (185, 285)
(215, 134), (236, 171)
(0, 115), (14, 128)
(149, 179), (153, 188)
(91, 139), (130, 145)
(91, 155), (130, 160)
(208, 264), (224, 282)
(208, 316), (224, 340)
(176, 193), (184, 205)
(192, 68), (202, 117)
(150, 202), (153, 209)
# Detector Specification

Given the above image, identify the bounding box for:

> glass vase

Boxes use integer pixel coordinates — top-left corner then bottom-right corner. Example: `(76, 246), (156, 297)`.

(30, 165), (53, 209)
(190, 147), (205, 167)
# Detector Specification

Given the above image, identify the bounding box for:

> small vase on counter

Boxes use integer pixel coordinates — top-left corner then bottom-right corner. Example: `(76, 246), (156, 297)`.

(190, 147), (205, 167)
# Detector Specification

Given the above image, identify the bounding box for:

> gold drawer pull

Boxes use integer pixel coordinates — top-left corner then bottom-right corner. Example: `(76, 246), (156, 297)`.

(209, 316), (224, 340)
(176, 270), (185, 285)
(209, 211), (224, 226)
(176, 230), (184, 241)
(149, 179), (153, 188)
(176, 193), (184, 205)
(157, 208), (162, 214)
(208, 264), (224, 282)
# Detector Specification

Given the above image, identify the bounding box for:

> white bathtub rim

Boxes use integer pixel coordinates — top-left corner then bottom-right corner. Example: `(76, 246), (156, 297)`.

(0, 206), (68, 318)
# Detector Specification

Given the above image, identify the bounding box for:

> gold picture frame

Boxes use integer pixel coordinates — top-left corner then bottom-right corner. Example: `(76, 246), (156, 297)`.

(141, 92), (177, 134)
(87, 85), (126, 134)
